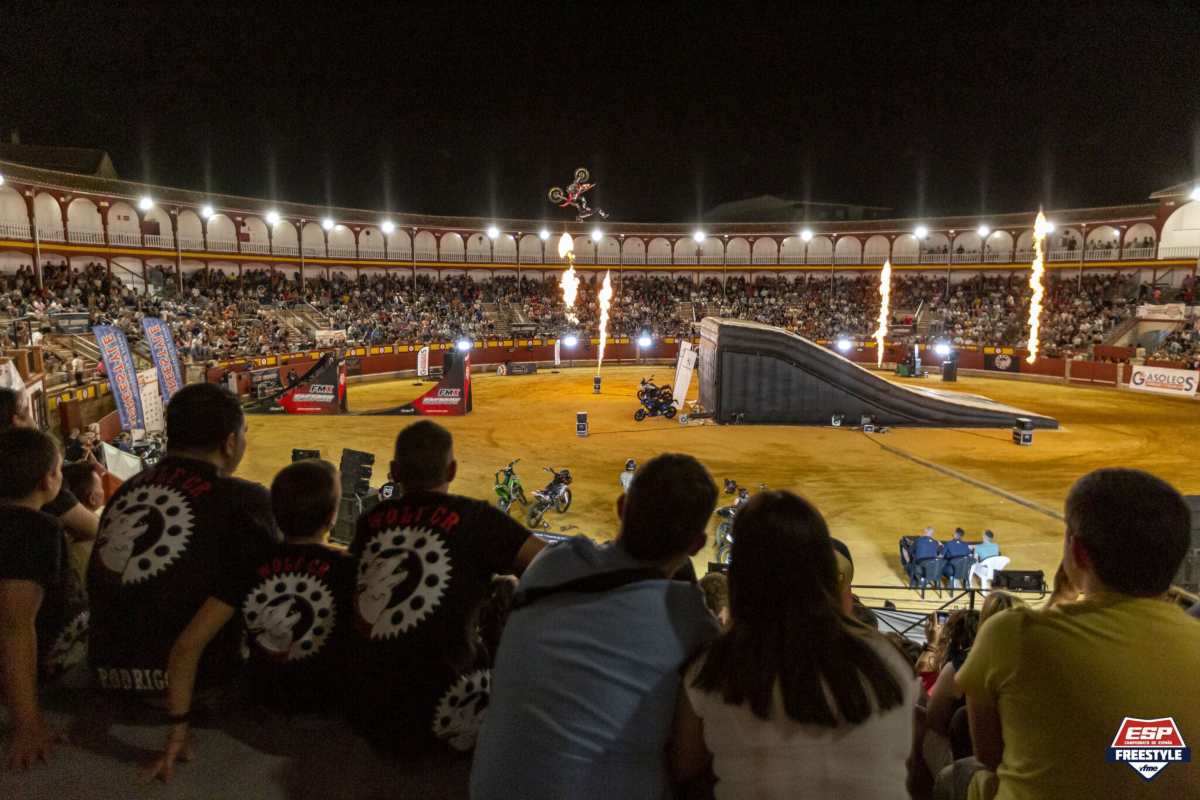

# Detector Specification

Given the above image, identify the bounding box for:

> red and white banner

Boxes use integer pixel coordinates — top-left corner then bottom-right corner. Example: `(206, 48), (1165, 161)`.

(1129, 364), (1199, 397)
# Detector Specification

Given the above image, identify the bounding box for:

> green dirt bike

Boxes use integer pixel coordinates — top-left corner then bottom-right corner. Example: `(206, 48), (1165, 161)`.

(494, 459), (528, 515)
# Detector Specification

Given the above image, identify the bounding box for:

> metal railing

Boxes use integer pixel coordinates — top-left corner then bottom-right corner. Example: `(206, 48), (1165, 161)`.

(144, 234), (174, 249)
(208, 238), (238, 252)
(179, 236), (206, 250)
(241, 241), (271, 255)
(273, 244), (299, 256)
(108, 230), (141, 246)
(38, 228), (66, 242)
(69, 229), (105, 244)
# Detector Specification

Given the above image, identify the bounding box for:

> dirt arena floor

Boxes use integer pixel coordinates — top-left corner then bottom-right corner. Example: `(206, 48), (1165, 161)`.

(238, 365), (1200, 604)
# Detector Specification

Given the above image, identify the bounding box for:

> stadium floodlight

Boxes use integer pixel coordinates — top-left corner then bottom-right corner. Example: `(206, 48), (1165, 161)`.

(1035, 217), (1055, 237)
(487, 225), (500, 240)
(455, 339), (472, 351)
(381, 220), (395, 234)
(836, 338), (853, 352)
(637, 335), (652, 348)
(539, 228), (550, 241)
(138, 196), (154, 212)
(977, 225), (990, 237)
(1191, 186), (1200, 202)
(200, 205), (214, 219)
(563, 335), (578, 347)
(0, 173), (5, 187)
(321, 217), (334, 231)
(914, 225), (929, 239)
(934, 342), (952, 358)
(265, 210), (281, 226)
(692, 230), (706, 244)
(591, 227), (603, 242)
(800, 229), (813, 242)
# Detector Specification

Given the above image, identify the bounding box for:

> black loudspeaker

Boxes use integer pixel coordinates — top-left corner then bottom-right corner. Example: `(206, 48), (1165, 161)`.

(992, 569), (1045, 592)
(292, 449), (321, 462)
(941, 361), (957, 382)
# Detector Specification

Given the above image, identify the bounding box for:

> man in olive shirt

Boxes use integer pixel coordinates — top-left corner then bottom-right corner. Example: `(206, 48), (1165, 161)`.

(956, 468), (1199, 799)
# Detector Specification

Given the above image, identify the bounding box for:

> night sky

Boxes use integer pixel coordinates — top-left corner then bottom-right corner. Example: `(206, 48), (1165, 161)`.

(4, 2), (1199, 222)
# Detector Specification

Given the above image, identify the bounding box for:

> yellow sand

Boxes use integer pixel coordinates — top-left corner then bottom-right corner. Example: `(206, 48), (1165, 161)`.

(237, 366), (1200, 599)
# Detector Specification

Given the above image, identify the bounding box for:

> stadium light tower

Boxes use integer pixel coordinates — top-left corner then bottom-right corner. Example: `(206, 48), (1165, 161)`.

(1191, 186), (1200, 201)
(934, 342), (952, 358)
(977, 224), (990, 237)
(456, 339), (471, 351)
(265, 210), (281, 226)
(836, 338), (853, 352)
(637, 334), (652, 348)
(381, 220), (395, 234)
(539, 228), (550, 241)
(0, 173), (5, 187)
(487, 225), (500, 240)
(563, 334), (578, 347)
(800, 229), (813, 242)
(914, 225), (929, 239)
(138, 196), (154, 212)
(591, 227), (603, 242)
(200, 205), (214, 219)
(692, 230), (706, 244)
(321, 217), (334, 231)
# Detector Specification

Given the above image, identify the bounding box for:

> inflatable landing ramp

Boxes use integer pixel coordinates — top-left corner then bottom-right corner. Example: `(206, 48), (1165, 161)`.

(368, 350), (472, 416)
(245, 354), (348, 415)
(698, 318), (1058, 429)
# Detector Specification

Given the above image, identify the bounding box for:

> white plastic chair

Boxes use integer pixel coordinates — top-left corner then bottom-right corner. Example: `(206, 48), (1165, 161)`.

(970, 556), (1010, 593)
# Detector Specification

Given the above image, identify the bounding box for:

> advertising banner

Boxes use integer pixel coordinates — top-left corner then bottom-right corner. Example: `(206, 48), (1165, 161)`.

(554, 339), (561, 366)
(137, 369), (165, 433)
(94, 326), (145, 431)
(983, 353), (1021, 373)
(141, 317), (185, 406)
(672, 340), (697, 408)
(1128, 364), (1199, 397)
(417, 346), (430, 377)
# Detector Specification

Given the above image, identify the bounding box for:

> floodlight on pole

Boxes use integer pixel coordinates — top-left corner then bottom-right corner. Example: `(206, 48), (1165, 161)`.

(200, 205), (214, 219)
(138, 196), (154, 212)
(637, 335), (652, 348)
(381, 220), (395, 234)
(321, 218), (334, 231)
(1191, 186), (1200, 202)
(591, 227), (603, 242)
(265, 210), (281, 226)
(836, 339), (853, 352)
(800, 229), (813, 242)
(914, 225), (929, 239)
(692, 230), (706, 244)
(539, 228), (550, 241)
(977, 225), (990, 237)
(487, 225), (500, 240)
(563, 335), (578, 347)
(456, 339), (471, 351)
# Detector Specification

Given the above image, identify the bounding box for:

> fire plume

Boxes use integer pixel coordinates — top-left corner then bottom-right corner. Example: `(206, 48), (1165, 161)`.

(872, 259), (892, 368)
(1026, 211), (1048, 364)
(558, 234), (580, 323)
(596, 270), (613, 374)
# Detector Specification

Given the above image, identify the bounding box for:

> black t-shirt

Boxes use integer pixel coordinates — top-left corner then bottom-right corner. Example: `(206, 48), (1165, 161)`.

(240, 542), (354, 712)
(0, 506), (89, 682)
(346, 490), (530, 751)
(87, 456), (276, 696)
(41, 487), (78, 518)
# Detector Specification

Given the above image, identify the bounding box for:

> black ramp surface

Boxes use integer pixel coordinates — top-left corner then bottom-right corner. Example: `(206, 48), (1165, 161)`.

(698, 318), (1058, 428)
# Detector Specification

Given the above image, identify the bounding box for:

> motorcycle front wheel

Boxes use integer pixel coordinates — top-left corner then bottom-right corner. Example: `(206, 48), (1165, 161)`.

(555, 488), (572, 514)
(664, 406), (677, 419)
(515, 486), (528, 506)
(634, 408), (647, 421)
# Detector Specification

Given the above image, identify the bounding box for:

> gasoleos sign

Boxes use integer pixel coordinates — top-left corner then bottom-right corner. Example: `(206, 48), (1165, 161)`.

(1128, 365), (1199, 397)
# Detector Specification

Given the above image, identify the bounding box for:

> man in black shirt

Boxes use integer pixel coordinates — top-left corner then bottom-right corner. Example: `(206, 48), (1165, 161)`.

(87, 383), (275, 782)
(240, 459), (353, 713)
(0, 427), (87, 769)
(1, 387), (100, 544)
(346, 420), (545, 753)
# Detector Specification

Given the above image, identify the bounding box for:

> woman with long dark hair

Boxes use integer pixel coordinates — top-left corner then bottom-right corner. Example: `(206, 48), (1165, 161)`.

(670, 490), (917, 798)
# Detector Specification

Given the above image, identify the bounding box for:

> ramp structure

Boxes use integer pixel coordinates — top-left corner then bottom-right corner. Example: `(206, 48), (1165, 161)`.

(698, 318), (1058, 429)
(369, 350), (472, 416)
(245, 354), (348, 415)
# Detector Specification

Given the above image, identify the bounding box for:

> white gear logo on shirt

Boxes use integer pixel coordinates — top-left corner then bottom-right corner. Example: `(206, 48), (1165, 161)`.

(97, 486), (195, 584)
(242, 571), (336, 662)
(354, 526), (451, 639)
(432, 670), (490, 752)
(46, 610), (89, 675)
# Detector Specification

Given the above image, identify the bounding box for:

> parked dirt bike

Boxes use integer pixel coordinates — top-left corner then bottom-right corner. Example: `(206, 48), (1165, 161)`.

(634, 376), (676, 421)
(527, 467), (573, 528)
(494, 459), (528, 515)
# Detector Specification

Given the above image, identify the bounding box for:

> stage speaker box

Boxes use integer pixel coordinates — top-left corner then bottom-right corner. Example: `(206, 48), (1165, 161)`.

(576, 411), (588, 437)
(992, 569), (1045, 592)
(941, 361), (957, 382)
(291, 449), (321, 462)
(1012, 417), (1034, 446)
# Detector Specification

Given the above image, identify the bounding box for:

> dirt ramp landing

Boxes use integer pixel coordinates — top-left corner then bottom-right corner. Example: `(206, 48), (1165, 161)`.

(697, 318), (1058, 429)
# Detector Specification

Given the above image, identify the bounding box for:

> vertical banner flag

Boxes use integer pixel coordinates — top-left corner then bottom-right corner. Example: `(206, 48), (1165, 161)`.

(554, 339), (562, 366)
(141, 317), (185, 406)
(672, 340), (698, 408)
(417, 346), (430, 377)
(94, 325), (145, 431)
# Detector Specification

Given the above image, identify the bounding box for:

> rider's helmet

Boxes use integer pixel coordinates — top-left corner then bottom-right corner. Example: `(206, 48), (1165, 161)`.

(723, 478), (738, 494)
(557, 469), (573, 485)
(737, 487), (750, 501)
(625, 459), (636, 471)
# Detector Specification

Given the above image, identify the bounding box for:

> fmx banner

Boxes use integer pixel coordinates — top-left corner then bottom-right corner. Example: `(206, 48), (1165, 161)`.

(141, 317), (185, 406)
(417, 346), (430, 377)
(672, 340), (698, 408)
(94, 326), (145, 431)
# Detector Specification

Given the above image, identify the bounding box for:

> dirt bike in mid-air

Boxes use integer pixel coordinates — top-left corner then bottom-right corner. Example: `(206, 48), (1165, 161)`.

(494, 459), (528, 515)
(634, 376), (675, 421)
(527, 467), (573, 528)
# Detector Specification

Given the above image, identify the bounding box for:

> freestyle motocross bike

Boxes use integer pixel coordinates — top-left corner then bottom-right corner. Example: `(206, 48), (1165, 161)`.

(634, 376), (676, 421)
(494, 459), (528, 515)
(527, 467), (573, 528)
(713, 482), (766, 563)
